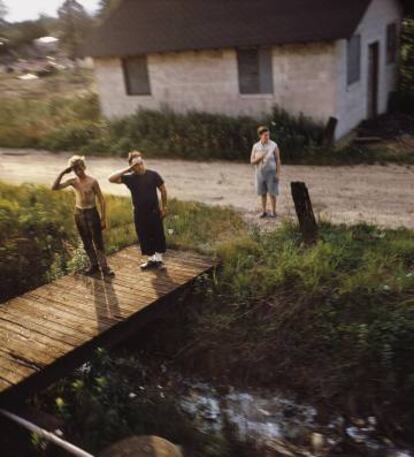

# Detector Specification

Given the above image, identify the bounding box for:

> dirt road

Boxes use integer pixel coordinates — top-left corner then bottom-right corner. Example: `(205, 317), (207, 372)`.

(1, 148), (413, 229)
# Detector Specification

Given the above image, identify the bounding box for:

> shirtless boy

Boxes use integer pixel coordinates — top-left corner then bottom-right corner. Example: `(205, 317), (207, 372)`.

(52, 155), (114, 277)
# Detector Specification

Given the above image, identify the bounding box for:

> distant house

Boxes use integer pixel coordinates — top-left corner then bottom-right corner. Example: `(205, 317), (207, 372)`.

(86, 0), (403, 140)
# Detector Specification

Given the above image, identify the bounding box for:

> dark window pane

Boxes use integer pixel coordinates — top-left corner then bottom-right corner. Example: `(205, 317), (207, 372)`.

(347, 34), (361, 85)
(238, 49), (260, 94)
(122, 55), (151, 95)
(386, 23), (397, 64)
(237, 48), (273, 94)
(259, 48), (274, 94)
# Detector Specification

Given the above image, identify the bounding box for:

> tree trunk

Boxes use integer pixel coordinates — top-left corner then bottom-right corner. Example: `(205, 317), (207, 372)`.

(290, 181), (318, 245)
(322, 116), (338, 147)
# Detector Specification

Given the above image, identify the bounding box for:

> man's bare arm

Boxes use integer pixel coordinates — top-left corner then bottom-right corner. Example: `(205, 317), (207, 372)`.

(94, 180), (107, 229)
(51, 167), (74, 190)
(108, 166), (132, 184)
(159, 184), (168, 217)
(250, 148), (264, 165)
(275, 147), (282, 178)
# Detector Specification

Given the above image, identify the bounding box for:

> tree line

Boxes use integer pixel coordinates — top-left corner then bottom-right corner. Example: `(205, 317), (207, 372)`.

(0, 0), (118, 60)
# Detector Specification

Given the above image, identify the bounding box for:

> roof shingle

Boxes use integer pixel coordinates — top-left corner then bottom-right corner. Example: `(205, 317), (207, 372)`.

(85, 0), (373, 58)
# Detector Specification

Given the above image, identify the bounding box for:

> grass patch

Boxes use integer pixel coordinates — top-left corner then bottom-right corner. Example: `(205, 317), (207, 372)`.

(169, 222), (414, 437)
(0, 181), (245, 302)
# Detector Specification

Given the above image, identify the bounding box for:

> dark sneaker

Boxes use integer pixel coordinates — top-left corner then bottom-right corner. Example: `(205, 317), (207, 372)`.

(83, 265), (100, 276)
(259, 212), (268, 218)
(140, 260), (159, 271)
(102, 267), (115, 277)
(155, 261), (166, 270)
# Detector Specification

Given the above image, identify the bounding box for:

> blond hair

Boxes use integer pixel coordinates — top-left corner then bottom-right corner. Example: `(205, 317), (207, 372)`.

(68, 155), (86, 169)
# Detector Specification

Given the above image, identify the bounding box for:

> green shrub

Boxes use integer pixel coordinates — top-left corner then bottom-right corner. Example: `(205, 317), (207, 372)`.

(77, 106), (323, 161)
(176, 222), (414, 433)
(0, 93), (100, 149)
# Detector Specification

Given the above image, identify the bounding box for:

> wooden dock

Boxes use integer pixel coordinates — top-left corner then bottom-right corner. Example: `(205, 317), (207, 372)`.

(0, 246), (214, 403)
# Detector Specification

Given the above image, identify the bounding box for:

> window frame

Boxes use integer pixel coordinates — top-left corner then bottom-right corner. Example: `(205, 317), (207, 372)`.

(347, 34), (362, 86)
(237, 47), (274, 95)
(122, 55), (152, 96)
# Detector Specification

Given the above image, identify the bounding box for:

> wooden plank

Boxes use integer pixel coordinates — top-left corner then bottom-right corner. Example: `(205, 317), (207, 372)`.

(12, 296), (111, 334)
(0, 376), (12, 391)
(0, 299), (100, 338)
(0, 248), (214, 402)
(0, 360), (35, 385)
(0, 308), (87, 346)
(0, 350), (38, 375)
(30, 286), (124, 325)
(0, 319), (74, 352)
(56, 274), (160, 303)
(117, 249), (211, 273)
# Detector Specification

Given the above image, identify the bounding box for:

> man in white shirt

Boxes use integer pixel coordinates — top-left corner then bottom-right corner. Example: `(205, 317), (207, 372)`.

(250, 126), (282, 218)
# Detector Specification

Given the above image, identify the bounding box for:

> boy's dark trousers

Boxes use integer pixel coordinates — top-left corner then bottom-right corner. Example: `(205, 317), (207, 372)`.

(134, 207), (166, 256)
(74, 207), (108, 269)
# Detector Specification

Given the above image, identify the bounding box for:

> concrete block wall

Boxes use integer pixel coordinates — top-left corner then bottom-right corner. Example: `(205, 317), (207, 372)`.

(93, 43), (337, 123)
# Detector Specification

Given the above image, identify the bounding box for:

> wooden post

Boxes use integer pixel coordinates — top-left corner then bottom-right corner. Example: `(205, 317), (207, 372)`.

(322, 116), (338, 147)
(291, 181), (318, 245)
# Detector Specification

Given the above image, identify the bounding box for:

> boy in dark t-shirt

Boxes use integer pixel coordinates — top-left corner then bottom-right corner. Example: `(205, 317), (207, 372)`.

(109, 151), (168, 270)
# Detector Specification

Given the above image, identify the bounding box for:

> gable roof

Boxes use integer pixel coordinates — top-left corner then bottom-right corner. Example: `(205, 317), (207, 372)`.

(86, 0), (373, 58)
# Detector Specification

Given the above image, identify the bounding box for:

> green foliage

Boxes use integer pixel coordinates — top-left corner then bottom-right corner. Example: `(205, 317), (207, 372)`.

(1, 20), (48, 48)
(41, 349), (231, 456)
(67, 106), (324, 161)
(400, 16), (414, 96)
(0, 93), (100, 149)
(0, 93), (327, 162)
(0, 88), (412, 163)
(179, 222), (414, 431)
(0, 0), (7, 21)
(391, 15), (414, 115)
(0, 181), (244, 302)
(58, 0), (93, 60)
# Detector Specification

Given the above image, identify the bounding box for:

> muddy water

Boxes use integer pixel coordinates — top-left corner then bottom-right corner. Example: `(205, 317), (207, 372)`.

(177, 382), (412, 457)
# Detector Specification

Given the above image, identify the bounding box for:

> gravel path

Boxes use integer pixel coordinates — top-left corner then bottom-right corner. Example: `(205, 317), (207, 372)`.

(1, 148), (413, 229)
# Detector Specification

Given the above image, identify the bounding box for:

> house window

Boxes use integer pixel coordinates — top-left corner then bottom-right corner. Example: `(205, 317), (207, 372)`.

(237, 48), (273, 94)
(122, 55), (151, 95)
(386, 23), (398, 64)
(347, 34), (361, 86)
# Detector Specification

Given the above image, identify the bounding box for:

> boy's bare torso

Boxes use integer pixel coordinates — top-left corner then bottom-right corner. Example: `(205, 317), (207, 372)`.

(71, 176), (98, 209)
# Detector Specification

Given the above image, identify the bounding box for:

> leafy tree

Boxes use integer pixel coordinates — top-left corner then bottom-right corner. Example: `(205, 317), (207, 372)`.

(0, 0), (7, 22)
(400, 15), (414, 94)
(97, 0), (120, 19)
(3, 20), (48, 48)
(58, 0), (92, 60)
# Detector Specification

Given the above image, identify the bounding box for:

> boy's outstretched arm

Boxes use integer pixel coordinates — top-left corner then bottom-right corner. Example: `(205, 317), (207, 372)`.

(51, 167), (74, 191)
(108, 165), (131, 184)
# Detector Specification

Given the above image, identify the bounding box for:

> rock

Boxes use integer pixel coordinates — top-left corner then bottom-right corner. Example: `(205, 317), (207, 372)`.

(99, 436), (183, 457)
(310, 433), (325, 452)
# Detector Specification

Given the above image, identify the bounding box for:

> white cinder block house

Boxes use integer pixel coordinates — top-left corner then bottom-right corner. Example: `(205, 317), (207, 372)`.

(86, 0), (403, 140)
